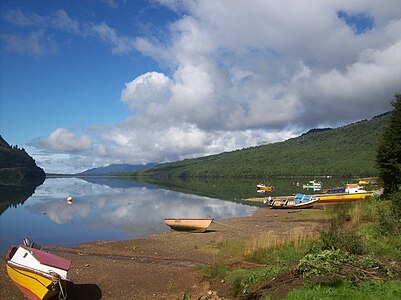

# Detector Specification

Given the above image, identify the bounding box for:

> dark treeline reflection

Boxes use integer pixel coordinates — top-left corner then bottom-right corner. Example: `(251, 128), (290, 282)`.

(0, 183), (42, 215)
(132, 176), (353, 201)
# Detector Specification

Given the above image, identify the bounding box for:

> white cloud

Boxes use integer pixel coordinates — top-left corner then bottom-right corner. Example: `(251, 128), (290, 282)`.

(23, 1), (401, 172)
(51, 10), (80, 33)
(38, 128), (92, 153)
(121, 72), (172, 113)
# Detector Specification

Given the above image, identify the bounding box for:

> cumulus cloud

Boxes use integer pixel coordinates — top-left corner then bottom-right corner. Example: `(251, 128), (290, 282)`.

(38, 128), (92, 153)
(19, 0), (401, 172)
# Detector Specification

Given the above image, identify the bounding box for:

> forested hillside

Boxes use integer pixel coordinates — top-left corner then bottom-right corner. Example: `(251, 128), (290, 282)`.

(135, 113), (391, 178)
(0, 135), (45, 185)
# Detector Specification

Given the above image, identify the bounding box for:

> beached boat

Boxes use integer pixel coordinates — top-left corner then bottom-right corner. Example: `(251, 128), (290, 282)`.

(5, 238), (72, 300)
(315, 184), (374, 202)
(256, 183), (274, 192)
(164, 218), (214, 233)
(266, 193), (319, 209)
(302, 180), (323, 191)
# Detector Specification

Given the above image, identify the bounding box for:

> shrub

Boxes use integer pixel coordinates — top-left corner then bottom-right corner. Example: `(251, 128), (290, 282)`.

(378, 192), (401, 235)
(298, 249), (348, 277)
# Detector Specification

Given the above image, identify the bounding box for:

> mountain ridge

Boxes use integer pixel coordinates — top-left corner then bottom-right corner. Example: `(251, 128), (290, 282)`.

(132, 113), (391, 178)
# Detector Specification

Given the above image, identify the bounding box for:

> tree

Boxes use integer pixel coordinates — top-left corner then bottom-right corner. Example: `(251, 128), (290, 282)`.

(376, 93), (401, 196)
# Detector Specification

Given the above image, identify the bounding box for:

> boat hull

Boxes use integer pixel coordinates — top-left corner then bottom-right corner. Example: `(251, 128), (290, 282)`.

(6, 262), (66, 300)
(268, 199), (319, 209)
(315, 192), (373, 202)
(164, 218), (213, 233)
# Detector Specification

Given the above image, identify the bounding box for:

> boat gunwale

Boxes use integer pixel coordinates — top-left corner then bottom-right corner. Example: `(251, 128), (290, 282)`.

(6, 260), (71, 282)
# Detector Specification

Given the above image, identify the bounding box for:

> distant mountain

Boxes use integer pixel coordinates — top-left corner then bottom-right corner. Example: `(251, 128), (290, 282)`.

(0, 135), (45, 186)
(133, 113), (391, 178)
(78, 163), (159, 175)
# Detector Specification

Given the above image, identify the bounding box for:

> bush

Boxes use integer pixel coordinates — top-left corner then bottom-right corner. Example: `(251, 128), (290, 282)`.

(378, 192), (401, 235)
(298, 249), (348, 277)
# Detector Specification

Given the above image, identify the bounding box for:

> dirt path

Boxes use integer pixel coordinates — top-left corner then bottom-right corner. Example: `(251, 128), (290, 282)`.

(0, 207), (330, 300)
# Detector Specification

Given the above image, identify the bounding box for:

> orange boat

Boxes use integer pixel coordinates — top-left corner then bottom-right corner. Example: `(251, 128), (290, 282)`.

(256, 183), (274, 192)
(164, 218), (214, 233)
(5, 238), (72, 300)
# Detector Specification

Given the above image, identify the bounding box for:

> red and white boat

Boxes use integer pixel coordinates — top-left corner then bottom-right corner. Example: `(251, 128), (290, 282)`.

(5, 237), (72, 300)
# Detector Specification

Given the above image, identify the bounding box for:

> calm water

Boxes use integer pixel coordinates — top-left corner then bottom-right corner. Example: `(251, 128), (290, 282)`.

(0, 177), (257, 255)
(0, 176), (352, 255)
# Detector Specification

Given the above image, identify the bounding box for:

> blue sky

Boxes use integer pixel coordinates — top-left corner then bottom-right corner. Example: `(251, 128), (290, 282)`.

(1, 0), (400, 173)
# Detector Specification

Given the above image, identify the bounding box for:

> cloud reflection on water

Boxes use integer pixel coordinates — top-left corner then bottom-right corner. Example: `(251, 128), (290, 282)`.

(26, 178), (256, 240)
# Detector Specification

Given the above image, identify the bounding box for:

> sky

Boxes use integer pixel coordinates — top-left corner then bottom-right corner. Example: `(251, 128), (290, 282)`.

(1, 0), (400, 174)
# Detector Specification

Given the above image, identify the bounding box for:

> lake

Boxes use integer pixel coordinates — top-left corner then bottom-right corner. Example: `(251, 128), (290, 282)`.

(0, 177), (257, 254)
(0, 176), (348, 255)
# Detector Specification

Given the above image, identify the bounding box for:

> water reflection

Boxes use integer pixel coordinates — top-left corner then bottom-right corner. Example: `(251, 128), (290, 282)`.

(0, 184), (40, 215)
(0, 177), (256, 254)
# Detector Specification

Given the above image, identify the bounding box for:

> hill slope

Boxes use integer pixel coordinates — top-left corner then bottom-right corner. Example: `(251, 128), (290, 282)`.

(0, 136), (45, 185)
(136, 113), (390, 178)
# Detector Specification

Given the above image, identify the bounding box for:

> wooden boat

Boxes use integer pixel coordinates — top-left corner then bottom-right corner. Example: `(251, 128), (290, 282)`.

(302, 180), (323, 191)
(266, 193), (319, 209)
(256, 183), (274, 192)
(5, 238), (72, 300)
(164, 218), (214, 233)
(315, 184), (374, 202)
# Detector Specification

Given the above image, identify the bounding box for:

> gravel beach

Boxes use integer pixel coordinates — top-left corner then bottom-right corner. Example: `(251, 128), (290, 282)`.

(0, 205), (330, 300)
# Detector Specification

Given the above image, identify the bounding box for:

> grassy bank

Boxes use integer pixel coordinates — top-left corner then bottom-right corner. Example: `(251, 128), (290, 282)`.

(193, 194), (401, 299)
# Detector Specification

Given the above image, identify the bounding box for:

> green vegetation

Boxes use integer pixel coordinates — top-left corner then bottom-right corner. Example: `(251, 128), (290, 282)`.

(287, 280), (401, 300)
(134, 113), (390, 178)
(377, 93), (401, 196)
(193, 195), (401, 299)
(0, 135), (45, 185)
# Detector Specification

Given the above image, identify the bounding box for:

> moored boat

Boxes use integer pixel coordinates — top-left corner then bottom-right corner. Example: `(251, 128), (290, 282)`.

(5, 238), (72, 300)
(302, 180), (323, 191)
(164, 218), (214, 233)
(315, 184), (374, 202)
(266, 193), (319, 209)
(256, 183), (274, 192)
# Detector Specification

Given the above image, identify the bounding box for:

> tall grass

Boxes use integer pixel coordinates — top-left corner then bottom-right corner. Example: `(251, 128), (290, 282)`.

(244, 225), (319, 253)
(197, 194), (401, 299)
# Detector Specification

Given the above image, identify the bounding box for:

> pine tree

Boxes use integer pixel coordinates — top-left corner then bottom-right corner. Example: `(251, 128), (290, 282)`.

(376, 93), (401, 195)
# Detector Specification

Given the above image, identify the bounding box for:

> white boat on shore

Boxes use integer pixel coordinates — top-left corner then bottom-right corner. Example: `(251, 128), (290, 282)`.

(164, 218), (214, 233)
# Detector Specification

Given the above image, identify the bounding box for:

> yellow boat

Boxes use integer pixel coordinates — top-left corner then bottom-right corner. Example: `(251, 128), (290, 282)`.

(315, 184), (374, 203)
(256, 183), (274, 192)
(164, 218), (214, 233)
(5, 239), (72, 300)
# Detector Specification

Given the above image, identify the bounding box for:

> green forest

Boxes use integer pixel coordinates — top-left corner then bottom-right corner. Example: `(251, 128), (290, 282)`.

(133, 113), (391, 178)
(0, 135), (45, 185)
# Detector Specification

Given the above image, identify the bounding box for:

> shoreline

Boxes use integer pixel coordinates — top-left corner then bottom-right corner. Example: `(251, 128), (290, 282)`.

(1, 206), (331, 300)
